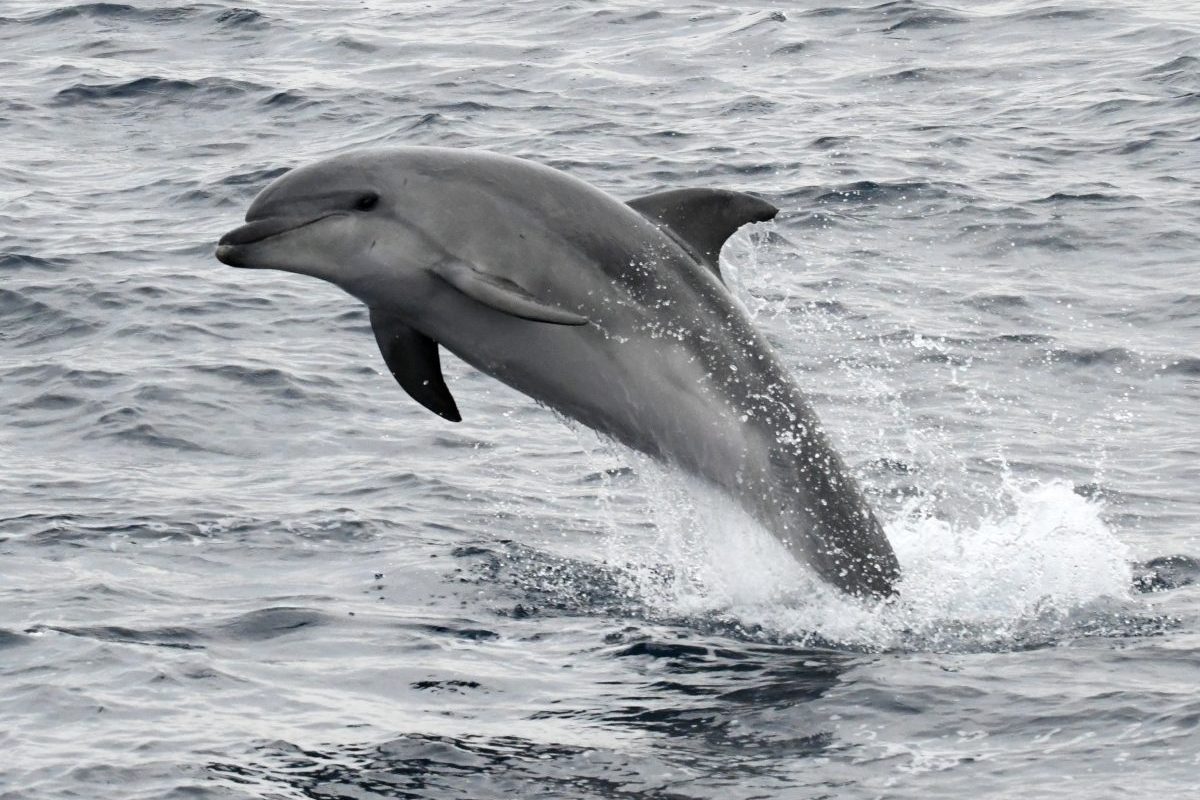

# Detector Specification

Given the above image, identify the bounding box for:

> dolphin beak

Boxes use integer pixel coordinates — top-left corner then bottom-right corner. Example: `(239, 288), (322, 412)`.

(215, 213), (340, 268)
(215, 241), (252, 268)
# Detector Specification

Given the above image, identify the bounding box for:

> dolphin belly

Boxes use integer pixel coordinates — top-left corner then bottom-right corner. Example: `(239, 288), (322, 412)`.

(425, 291), (757, 478)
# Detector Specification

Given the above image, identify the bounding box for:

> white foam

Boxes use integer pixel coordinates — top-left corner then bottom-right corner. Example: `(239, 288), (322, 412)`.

(604, 469), (1133, 651)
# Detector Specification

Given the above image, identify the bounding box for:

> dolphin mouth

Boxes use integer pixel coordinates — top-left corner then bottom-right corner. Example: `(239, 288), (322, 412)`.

(215, 213), (341, 267)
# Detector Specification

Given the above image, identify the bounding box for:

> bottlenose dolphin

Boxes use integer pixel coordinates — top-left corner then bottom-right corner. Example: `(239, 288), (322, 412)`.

(216, 147), (900, 599)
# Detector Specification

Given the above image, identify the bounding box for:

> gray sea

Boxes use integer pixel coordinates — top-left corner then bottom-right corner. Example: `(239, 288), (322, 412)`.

(2, 1), (1199, 798)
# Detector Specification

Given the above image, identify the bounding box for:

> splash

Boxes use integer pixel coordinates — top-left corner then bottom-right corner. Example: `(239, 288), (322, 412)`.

(587, 224), (1140, 651)
(601, 462), (1134, 652)
(887, 478), (1132, 627)
(540, 225), (1145, 652)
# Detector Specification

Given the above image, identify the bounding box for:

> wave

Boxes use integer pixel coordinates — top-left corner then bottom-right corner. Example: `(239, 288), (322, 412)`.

(1143, 55), (1200, 90)
(881, 8), (967, 33)
(868, 66), (982, 83)
(24, 606), (338, 650)
(1026, 347), (1200, 376)
(210, 733), (601, 800)
(217, 606), (333, 642)
(26, 622), (202, 650)
(788, 179), (968, 206)
(797, 1), (969, 30)
(221, 165), (291, 187)
(1030, 191), (1140, 205)
(1035, 346), (1133, 368)
(0, 253), (72, 272)
(1160, 357), (1200, 375)
(189, 363), (341, 400)
(9, 3), (200, 25)
(215, 7), (266, 27)
(12, 392), (87, 412)
(4, 3), (268, 28)
(54, 75), (265, 106)
(1010, 6), (1100, 22)
(990, 332), (1054, 344)
(0, 287), (98, 345)
(88, 406), (217, 453)
(4, 510), (397, 545)
(965, 293), (1030, 311)
(956, 219), (1089, 252)
(1132, 555), (1200, 592)
(3, 363), (124, 389)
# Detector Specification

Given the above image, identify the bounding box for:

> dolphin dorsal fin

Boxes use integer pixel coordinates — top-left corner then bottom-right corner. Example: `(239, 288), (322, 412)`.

(431, 258), (588, 326)
(628, 189), (779, 281)
(369, 308), (461, 422)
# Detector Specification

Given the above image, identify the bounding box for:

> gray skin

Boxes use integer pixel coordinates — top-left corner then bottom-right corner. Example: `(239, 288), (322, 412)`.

(216, 147), (900, 599)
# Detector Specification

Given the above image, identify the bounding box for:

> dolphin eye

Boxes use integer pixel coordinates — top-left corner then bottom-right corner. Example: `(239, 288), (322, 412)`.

(355, 192), (380, 212)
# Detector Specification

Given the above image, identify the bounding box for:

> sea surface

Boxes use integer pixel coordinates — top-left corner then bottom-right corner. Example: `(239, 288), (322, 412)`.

(2, 1), (1199, 798)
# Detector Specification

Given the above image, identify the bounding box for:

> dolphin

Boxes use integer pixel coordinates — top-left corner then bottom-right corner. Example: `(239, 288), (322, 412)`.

(215, 147), (900, 599)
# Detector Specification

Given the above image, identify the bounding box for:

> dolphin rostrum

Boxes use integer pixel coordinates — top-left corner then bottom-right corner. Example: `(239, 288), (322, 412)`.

(216, 147), (900, 599)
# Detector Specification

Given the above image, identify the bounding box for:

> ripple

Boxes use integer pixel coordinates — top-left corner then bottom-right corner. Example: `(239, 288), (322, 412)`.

(53, 75), (265, 106)
(991, 332), (1055, 345)
(722, 96), (780, 115)
(869, 66), (982, 84)
(3, 364), (125, 389)
(210, 734), (597, 800)
(263, 90), (310, 107)
(216, 607), (332, 642)
(12, 392), (87, 412)
(1013, 6), (1100, 22)
(214, 7), (266, 28)
(411, 679), (483, 693)
(805, 180), (964, 205)
(14, 3), (200, 25)
(0, 288), (97, 346)
(435, 100), (498, 113)
(411, 622), (499, 642)
(1143, 54), (1200, 89)
(88, 413), (214, 453)
(1132, 555), (1200, 593)
(0, 629), (31, 649)
(0, 253), (72, 272)
(26, 622), (203, 650)
(771, 41), (808, 56)
(188, 363), (340, 408)
(966, 293), (1030, 311)
(221, 166), (291, 186)
(1036, 346), (1134, 368)
(1030, 191), (1139, 205)
(1160, 357), (1200, 375)
(335, 36), (377, 53)
(875, 1), (969, 32)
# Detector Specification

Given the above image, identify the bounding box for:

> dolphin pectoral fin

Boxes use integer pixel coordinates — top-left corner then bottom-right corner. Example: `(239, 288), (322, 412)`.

(369, 308), (462, 422)
(627, 188), (779, 281)
(431, 258), (588, 326)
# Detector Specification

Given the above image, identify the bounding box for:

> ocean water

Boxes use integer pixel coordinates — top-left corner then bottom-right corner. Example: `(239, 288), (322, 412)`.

(2, 1), (1198, 797)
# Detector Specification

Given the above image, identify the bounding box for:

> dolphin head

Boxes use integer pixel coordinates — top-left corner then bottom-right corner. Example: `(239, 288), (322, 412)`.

(216, 153), (443, 304)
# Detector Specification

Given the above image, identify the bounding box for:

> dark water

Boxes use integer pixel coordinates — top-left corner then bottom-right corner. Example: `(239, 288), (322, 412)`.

(2, 1), (1199, 798)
